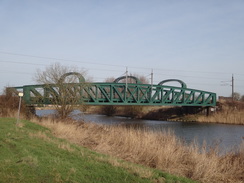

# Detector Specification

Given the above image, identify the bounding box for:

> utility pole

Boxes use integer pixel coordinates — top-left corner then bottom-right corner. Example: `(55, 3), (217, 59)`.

(150, 69), (153, 86)
(232, 74), (234, 101)
(220, 74), (235, 101)
(125, 67), (128, 92)
(150, 69), (154, 98)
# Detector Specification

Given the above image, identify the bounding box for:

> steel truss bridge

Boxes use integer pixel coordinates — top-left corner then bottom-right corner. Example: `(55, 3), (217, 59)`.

(10, 72), (216, 107)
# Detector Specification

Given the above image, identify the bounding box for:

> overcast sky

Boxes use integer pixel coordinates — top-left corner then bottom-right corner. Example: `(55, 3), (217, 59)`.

(0, 0), (244, 97)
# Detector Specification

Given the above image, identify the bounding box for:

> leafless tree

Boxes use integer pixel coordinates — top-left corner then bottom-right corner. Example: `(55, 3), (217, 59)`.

(34, 62), (88, 119)
(240, 95), (244, 102)
(231, 92), (241, 101)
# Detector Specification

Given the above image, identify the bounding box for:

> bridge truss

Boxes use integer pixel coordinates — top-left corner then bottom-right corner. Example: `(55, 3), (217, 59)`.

(10, 73), (216, 107)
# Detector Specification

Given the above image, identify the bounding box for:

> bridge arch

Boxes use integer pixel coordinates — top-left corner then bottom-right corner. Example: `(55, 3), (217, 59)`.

(113, 76), (142, 84)
(158, 79), (187, 88)
(59, 72), (85, 83)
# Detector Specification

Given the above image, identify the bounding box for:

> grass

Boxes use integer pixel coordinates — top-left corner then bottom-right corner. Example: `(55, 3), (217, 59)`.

(0, 118), (197, 183)
(32, 117), (244, 183)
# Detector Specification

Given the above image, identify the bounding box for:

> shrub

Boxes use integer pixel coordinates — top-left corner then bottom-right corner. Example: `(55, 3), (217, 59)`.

(100, 105), (117, 116)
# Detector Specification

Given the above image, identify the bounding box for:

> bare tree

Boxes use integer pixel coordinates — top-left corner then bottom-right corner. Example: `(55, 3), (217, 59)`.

(241, 95), (244, 102)
(231, 92), (241, 101)
(34, 62), (88, 119)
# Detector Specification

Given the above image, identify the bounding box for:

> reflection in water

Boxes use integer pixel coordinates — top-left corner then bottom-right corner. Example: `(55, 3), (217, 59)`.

(36, 110), (244, 154)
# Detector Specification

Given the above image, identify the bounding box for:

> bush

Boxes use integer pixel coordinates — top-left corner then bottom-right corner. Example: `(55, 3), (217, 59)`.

(0, 87), (34, 118)
(0, 93), (20, 117)
(100, 105), (117, 116)
(122, 105), (144, 119)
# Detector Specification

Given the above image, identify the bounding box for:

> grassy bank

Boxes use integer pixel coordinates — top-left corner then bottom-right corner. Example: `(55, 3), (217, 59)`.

(32, 117), (244, 183)
(0, 118), (196, 183)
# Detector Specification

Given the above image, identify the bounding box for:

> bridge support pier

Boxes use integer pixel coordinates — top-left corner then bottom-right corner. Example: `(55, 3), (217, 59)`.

(206, 107), (210, 116)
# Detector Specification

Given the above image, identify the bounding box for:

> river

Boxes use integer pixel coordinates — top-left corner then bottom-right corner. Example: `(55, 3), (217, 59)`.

(36, 109), (244, 154)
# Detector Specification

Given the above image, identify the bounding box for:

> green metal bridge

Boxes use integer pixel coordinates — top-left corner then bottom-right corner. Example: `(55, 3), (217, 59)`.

(10, 72), (216, 107)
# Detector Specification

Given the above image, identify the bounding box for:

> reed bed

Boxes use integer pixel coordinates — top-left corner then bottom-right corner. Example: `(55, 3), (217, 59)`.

(197, 111), (244, 125)
(33, 118), (244, 183)
(197, 106), (244, 125)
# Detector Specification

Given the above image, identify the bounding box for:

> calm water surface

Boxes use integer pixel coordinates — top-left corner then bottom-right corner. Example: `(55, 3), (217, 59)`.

(36, 110), (244, 153)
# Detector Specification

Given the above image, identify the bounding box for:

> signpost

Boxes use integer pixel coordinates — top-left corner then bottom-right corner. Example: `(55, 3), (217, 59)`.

(16, 92), (23, 125)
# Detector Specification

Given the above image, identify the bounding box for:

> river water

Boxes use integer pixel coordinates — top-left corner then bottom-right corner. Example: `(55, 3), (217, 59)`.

(36, 110), (244, 154)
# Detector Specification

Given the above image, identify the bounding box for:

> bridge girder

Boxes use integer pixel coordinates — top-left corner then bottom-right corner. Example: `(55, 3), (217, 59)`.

(11, 82), (216, 106)
(10, 73), (216, 107)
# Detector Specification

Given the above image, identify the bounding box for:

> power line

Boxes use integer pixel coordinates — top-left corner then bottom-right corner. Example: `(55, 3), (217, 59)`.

(0, 70), (33, 75)
(1, 59), (243, 83)
(0, 51), (124, 68)
(0, 60), (45, 66)
(1, 50), (244, 76)
(1, 58), (243, 81)
(154, 72), (225, 80)
(1, 51), (244, 83)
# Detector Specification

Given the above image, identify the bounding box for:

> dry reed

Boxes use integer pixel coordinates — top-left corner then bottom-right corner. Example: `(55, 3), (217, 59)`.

(32, 118), (244, 183)
(197, 108), (244, 125)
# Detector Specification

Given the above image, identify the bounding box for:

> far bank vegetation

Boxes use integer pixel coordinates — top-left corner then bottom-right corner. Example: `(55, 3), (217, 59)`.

(99, 101), (244, 125)
(196, 101), (244, 125)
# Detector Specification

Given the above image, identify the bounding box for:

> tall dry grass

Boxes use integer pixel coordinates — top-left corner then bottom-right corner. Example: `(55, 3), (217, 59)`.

(33, 117), (244, 183)
(197, 110), (244, 125)
(197, 102), (244, 125)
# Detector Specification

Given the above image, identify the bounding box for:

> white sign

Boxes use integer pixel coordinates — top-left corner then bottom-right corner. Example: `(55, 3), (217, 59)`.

(18, 92), (24, 97)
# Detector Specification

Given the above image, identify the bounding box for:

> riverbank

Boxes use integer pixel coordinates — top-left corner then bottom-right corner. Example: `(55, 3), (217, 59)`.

(35, 101), (244, 125)
(95, 101), (244, 125)
(31, 116), (244, 183)
(195, 101), (244, 125)
(0, 117), (195, 183)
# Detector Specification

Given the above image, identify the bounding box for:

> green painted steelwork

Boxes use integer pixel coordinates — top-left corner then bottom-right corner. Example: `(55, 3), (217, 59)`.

(9, 73), (216, 106)
(114, 76), (142, 84)
(158, 79), (187, 88)
(11, 80), (216, 107)
(59, 72), (86, 83)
